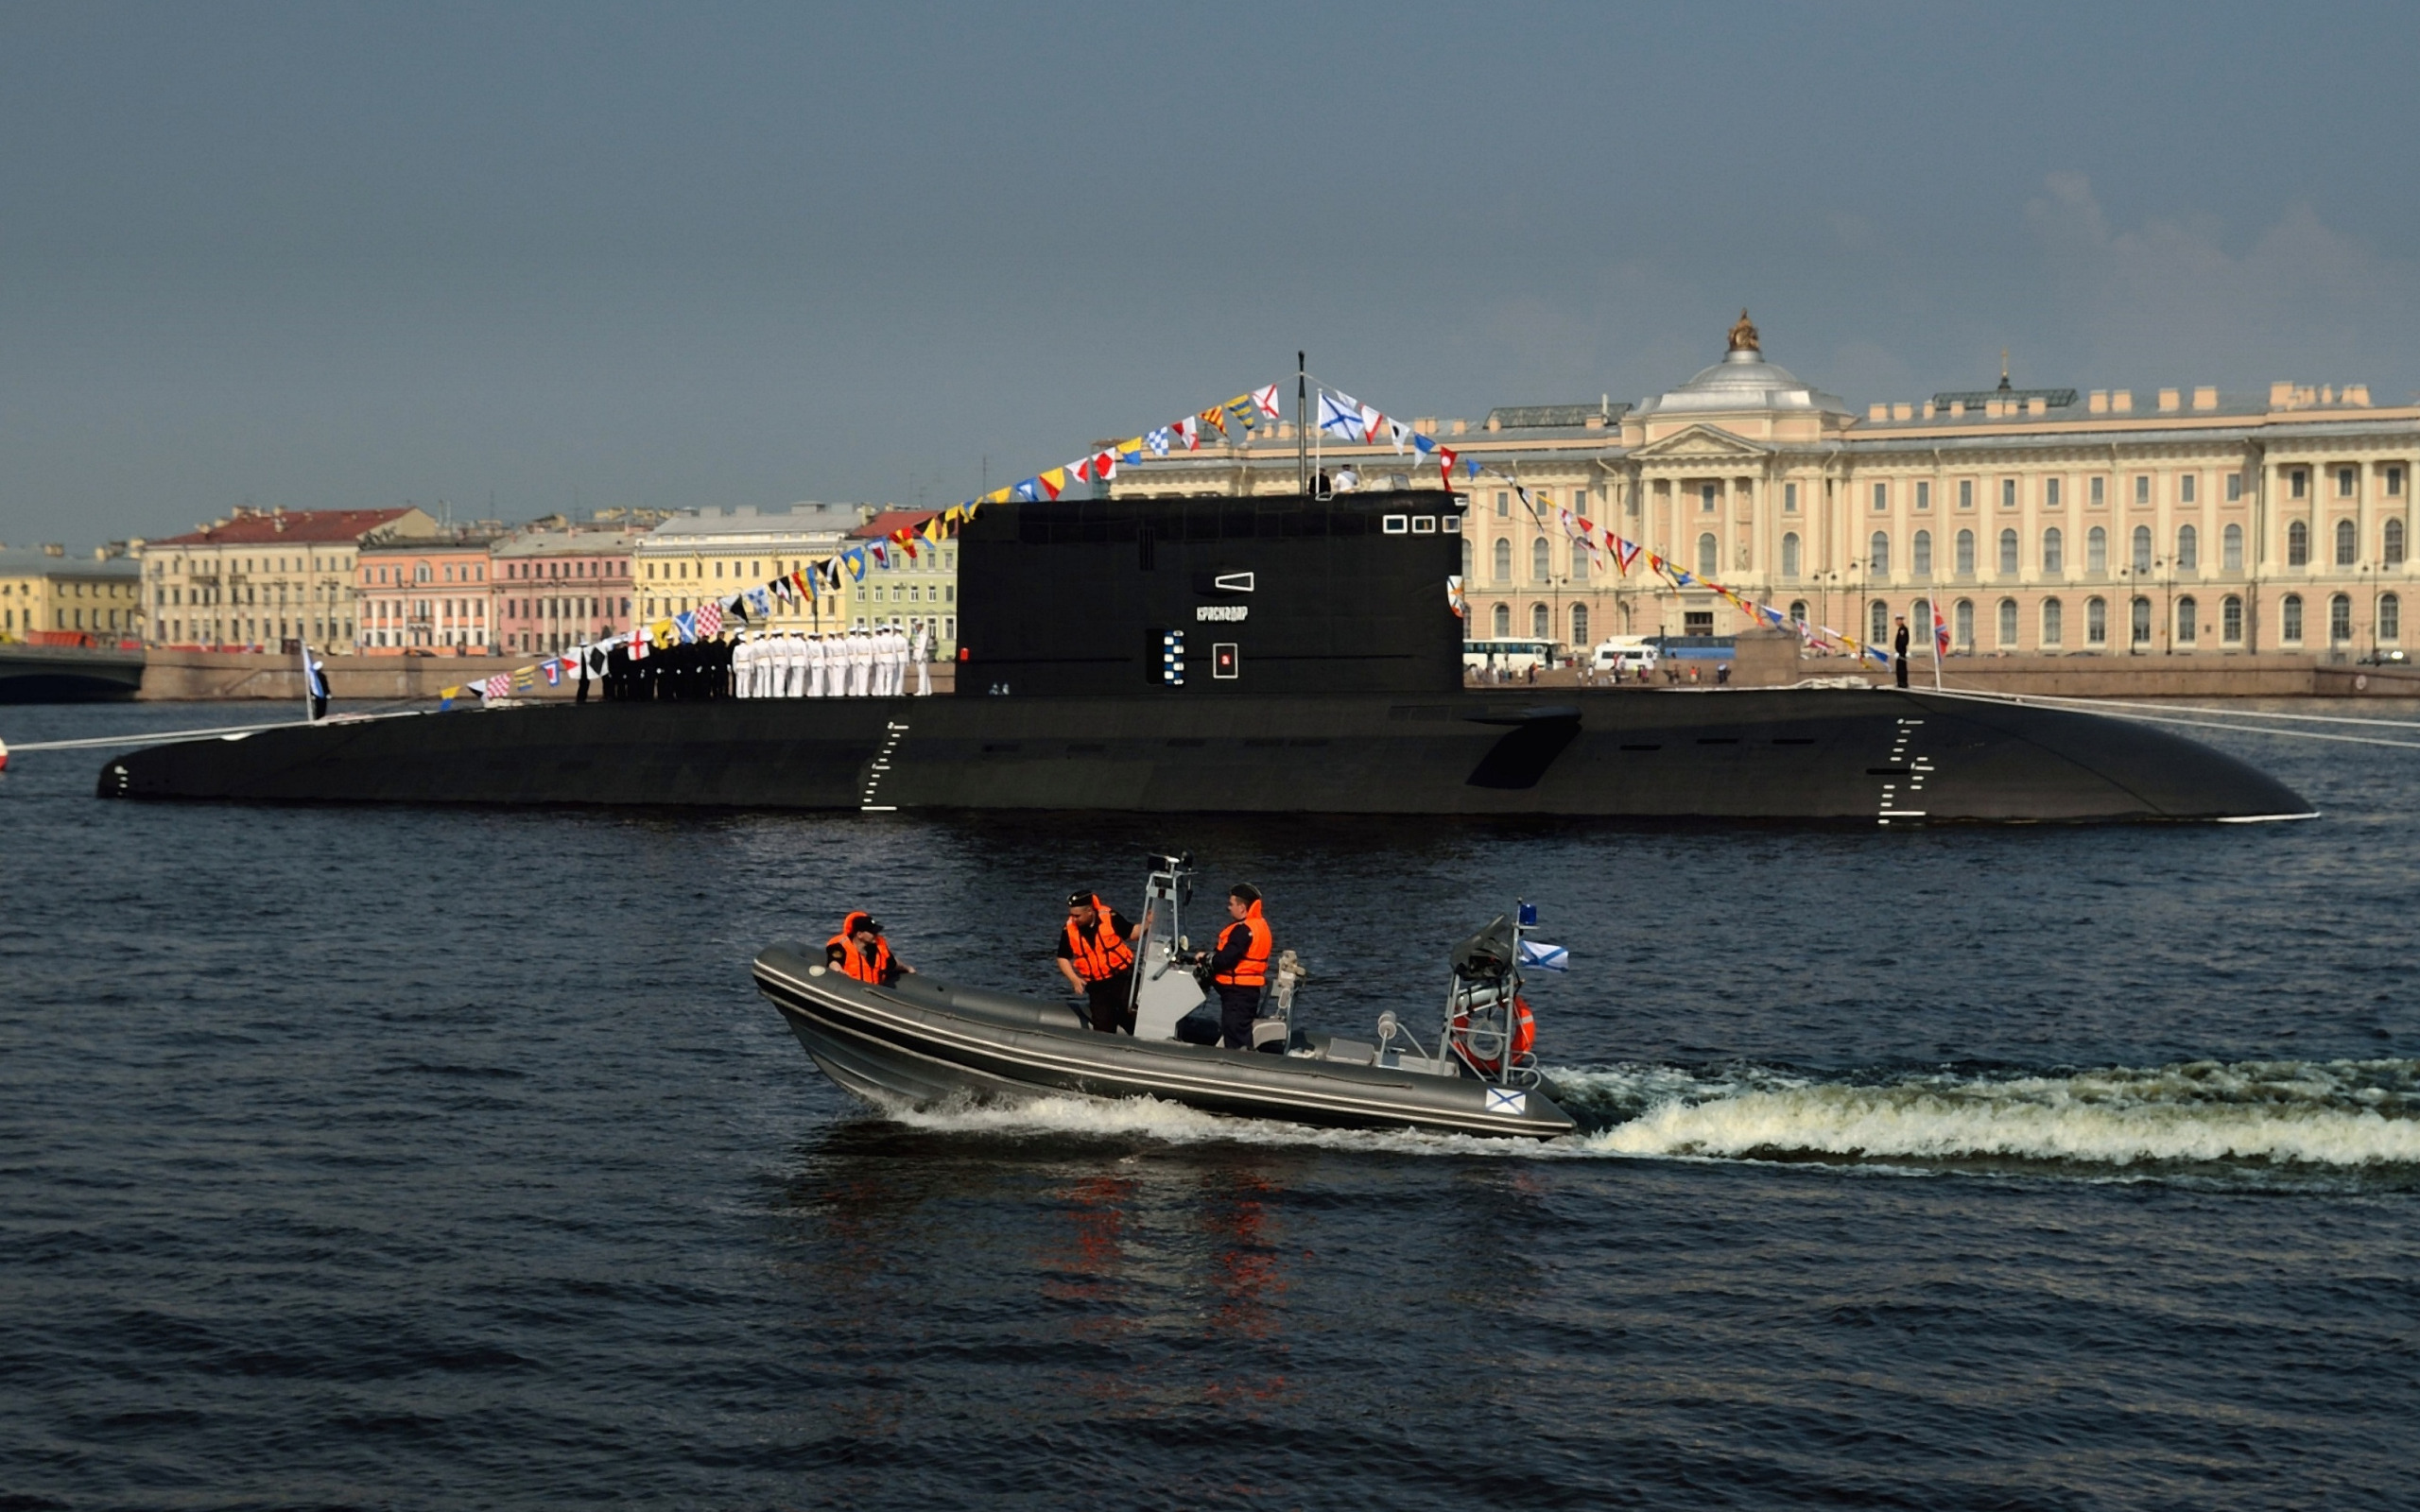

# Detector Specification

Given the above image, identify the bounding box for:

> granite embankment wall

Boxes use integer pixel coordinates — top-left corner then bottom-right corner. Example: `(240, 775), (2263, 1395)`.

(138, 650), (959, 700)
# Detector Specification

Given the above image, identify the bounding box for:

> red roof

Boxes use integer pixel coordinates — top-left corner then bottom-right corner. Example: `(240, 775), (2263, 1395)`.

(149, 508), (421, 546)
(848, 509), (940, 541)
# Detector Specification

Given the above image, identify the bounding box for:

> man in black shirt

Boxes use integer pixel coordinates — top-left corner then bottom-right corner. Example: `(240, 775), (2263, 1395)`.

(1893, 615), (1911, 689)
(1056, 890), (1141, 1034)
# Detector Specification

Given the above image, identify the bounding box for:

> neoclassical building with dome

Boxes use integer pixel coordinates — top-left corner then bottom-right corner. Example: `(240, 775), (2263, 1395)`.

(1114, 314), (2418, 660)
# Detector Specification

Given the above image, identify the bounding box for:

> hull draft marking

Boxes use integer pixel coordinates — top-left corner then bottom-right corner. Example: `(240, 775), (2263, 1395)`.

(1876, 714), (1932, 826)
(861, 719), (909, 812)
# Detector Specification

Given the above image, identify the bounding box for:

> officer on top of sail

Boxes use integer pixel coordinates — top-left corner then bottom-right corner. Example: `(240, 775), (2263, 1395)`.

(1055, 889), (1143, 1034)
(827, 911), (912, 986)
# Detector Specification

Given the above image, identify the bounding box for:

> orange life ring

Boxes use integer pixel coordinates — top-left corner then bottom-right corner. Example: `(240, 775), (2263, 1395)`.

(1451, 994), (1536, 1074)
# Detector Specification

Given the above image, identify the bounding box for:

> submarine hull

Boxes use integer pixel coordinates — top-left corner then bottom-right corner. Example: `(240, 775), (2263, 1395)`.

(96, 687), (2310, 823)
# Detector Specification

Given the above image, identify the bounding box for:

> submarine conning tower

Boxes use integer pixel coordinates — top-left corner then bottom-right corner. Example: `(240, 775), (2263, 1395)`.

(955, 489), (1465, 697)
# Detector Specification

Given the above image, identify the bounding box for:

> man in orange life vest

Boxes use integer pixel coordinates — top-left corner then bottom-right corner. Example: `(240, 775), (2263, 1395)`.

(1055, 889), (1142, 1034)
(1201, 883), (1273, 1050)
(826, 911), (911, 986)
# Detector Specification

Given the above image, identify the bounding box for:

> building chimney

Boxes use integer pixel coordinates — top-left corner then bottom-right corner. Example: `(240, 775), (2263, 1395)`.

(2111, 389), (2134, 413)
(2158, 388), (2181, 412)
(2270, 381), (2296, 408)
(2088, 390), (2109, 414)
(2192, 386), (2219, 411)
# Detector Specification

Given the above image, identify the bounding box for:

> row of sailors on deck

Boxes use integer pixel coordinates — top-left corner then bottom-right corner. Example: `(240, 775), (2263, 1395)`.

(730, 624), (934, 699)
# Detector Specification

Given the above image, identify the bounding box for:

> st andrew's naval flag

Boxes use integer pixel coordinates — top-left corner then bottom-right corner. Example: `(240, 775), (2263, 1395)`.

(1517, 937), (1569, 972)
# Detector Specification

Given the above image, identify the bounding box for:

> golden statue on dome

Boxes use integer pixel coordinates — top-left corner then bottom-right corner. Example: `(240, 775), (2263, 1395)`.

(1727, 308), (1760, 352)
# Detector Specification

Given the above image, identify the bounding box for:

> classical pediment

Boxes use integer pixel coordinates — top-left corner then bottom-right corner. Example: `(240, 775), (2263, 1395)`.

(1630, 423), (1771, 461)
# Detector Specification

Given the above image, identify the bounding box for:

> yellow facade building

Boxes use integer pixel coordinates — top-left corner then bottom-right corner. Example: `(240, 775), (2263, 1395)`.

(0, 544), (144, 643)
(1116, 314), (2418, 661)
(140, 506), (440, 650)
(634, 503), (958, 654)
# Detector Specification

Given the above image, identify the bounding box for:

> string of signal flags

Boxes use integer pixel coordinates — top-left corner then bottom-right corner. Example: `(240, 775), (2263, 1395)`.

(441, 376), (1913, 706)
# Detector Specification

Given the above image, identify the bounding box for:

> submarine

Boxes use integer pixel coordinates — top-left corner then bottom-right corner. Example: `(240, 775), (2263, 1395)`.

(98, 488), (2309, 823)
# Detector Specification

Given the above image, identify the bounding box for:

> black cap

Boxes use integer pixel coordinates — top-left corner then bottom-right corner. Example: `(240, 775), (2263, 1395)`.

(859, 918), (884, 936)
(1067, 890), (1098, 909)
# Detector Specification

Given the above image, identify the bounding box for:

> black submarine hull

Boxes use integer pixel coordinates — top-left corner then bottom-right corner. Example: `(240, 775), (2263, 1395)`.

(96, 687), (2310, 823)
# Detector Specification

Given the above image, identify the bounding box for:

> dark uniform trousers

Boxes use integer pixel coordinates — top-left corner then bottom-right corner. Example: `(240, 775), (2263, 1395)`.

(1086, 970), (1136, 1035)
(1215, 985), (1262, 1050)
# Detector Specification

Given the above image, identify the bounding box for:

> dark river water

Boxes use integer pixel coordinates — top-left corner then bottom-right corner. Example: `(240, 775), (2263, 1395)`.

(3, 699), (2415, 1510)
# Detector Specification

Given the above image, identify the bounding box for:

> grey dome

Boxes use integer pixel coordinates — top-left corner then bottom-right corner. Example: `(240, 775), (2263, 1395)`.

(1636, 344), (1851, 420)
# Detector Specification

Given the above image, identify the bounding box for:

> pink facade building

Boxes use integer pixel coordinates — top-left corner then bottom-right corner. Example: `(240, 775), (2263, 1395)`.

(493, 527), (640, 656)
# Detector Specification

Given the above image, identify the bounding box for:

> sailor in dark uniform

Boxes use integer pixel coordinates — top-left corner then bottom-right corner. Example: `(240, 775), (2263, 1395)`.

(1055, 890), (1141, 1034)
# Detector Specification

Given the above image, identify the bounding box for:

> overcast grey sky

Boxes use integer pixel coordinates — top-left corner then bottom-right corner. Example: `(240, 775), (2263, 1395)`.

(4, 1), (2417, 544)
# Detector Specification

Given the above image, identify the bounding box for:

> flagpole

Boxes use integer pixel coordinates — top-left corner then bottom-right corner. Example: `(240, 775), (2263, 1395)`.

(1296, 352), (1307, 499)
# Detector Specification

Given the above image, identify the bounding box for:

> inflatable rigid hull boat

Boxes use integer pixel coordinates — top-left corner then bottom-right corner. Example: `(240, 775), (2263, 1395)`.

(752, 945), (1574, 1139)
(754, 861), (1578, 1140)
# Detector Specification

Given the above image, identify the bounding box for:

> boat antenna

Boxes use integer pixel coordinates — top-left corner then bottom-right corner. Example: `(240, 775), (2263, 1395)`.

(1296, 352), (1307, 499)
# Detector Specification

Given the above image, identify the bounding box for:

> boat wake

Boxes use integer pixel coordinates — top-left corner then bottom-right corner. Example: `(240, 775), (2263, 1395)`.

(873, 1057), (2420, 1184)
(1557, 1057), (2420, 1177)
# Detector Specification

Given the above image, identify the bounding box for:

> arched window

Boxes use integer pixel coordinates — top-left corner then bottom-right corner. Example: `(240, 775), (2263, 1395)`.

(2042, 597), (2064, 646)
(1956, 529), (1975, 576)
(1998, 528), (2018, 576)
(1531, 602), (1551, 638)
(1912, 529), (1932, 576)
(2086, 595), (2108, 644)
(2130, 595), (2152, 646)
(2176, 595), (2197, 644)
(2177, 524), (2198, 570)
(2281, 593), (2304, 642)
(1698, 533), (1719, 576)
(2223, 523), (2243, 572)
(2043, 527), (2065, 574)
(1491, 602), (1511, 637)
(1996, 597), (2018, 647)
(2288, 520), (2308, 566)
(1570, 604), (1589, 645)
(1571, 548), (1588, 583)
(2222, 594), (2243, 644)
(2087, 526), (2107, 573)
(1789, 600), (1808, 625)
(1870, 531), (1891, 576)
(2131, 524), (2152, 573)
(1532, 537), (1552, 581)
(1870, 600), (1890, 644)
(1781, 532), (1801, 576)
(2335, 519), (2358, 566)
(2329, 593), (2352, 644)
(2382, 593), (2402, 643)
(1954, 598), (1974, 648)
(1492, 538), (1511, 583)
(2386, 519), (2407, 567)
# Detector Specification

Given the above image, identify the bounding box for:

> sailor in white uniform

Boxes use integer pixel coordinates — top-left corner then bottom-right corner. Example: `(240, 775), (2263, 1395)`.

(850, 629), (873, 696)
(807, 634), (828, 697)
(909, 620), (933, 696)
(732, 635), (755, 699)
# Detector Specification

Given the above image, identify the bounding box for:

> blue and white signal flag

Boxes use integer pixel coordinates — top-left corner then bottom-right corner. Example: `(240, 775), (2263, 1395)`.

(1517, 902), (1539, 927)
(1517, 938), (1568, 971)
(1485, 1088), (1528, 1115)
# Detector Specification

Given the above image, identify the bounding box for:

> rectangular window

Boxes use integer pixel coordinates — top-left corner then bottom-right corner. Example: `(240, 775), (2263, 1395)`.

(1702, 485), (1718, 512)
(2091, 476), (2106, 507)
(2046, 477), (2062, 508)
(1873, 482), (1888, 512)
(1495, 491), (1509, 517)
(2001, 478), (2017, 509)
(1915, 481), (1930, 511)
(2180, 474), (2197, 504)
(2390, 466), (2406, 497)
(1959, 480), (1973, 510)
(2338, 466), (2357, 498)
(1784, 483), (1798, 514)
(2290, 470), (2307, 499)
(2227, 472), (2243, 502)
(2135, 475), (2151, 506)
